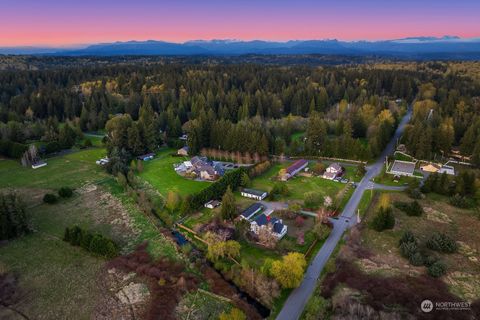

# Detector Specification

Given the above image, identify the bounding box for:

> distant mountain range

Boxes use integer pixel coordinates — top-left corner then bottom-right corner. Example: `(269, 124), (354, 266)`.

(2, 36), (480, 59)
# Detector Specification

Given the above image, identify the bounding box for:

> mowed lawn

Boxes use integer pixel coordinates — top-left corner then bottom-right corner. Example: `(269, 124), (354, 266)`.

(0, 148), (108, 189)
(251, 161), (352, 201)
(139, 148), (210, 197)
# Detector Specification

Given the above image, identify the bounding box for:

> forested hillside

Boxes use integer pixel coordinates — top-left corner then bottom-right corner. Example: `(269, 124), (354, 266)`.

(1, 57), (479, 165)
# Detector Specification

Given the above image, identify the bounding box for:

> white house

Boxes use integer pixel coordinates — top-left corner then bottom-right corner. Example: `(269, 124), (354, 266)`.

(323, 163), (343, 180)
(204, 200), (221, 209)
(438, 165), (455, 176)
(250, 214), (288, 239)
(241, 188), (268, 201)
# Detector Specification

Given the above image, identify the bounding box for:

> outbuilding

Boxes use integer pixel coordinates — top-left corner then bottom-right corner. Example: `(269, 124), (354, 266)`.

(137, 153), (155, 161)
(204, 200), (221, 209)
(241, 188), (268, 201)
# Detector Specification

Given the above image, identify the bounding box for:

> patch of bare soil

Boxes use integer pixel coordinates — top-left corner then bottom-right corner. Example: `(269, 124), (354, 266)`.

(457, 241), (479, 263)
(93, 268), (150, 320)
(423, 206), (452, 224)
(331, 286), (415, 320)
(356, 256), (421, 277)
(79, 184), (140, 244)
(323, 259), (480, 320)
(444, 272), (480, 302)
(105, 242), (199, 320)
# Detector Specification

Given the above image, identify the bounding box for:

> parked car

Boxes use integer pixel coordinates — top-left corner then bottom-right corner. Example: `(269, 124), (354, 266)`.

(333, 177), (342, 182)
(341, 178), (349, 184)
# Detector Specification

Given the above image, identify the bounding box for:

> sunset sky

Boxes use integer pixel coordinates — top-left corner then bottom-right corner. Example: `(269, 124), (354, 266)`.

(1, 0), (479, 47)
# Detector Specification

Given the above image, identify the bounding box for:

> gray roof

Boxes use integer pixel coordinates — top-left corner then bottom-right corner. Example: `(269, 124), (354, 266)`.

(391, 160), (415, 175)
(242, 188), (267, 197)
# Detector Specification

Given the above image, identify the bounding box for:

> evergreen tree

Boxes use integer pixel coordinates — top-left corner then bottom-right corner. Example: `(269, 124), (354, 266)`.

(221, 186), (237, 221)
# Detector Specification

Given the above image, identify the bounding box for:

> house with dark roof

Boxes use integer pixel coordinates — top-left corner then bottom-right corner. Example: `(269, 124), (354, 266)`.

(240, 203), (264, 221)
(250, 213), (288, 239)
(280, 159), (309, 181)
(241, 188), (268, 201)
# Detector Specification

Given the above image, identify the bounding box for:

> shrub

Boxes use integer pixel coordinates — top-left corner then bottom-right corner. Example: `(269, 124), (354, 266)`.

(423, 255), (438, 267)
(449, 194), (470, 208)
(426, 232), (458, 253)
(398, 230), (422, 265)
(303, 295), (331, 320)
(408, 252), (424, 266)
(295, 216), (305, 227)
(83, 139), (93, 147)
(270, 182), (290, 200)
(63, 225), (119, 258)
(304, 192), (321, 208)
(43, 193), (58, 204)
(58, 186), (73, 198)
(398, 230), (417, 246)
(408, 188), (423, 200)
(406, 201), (423, 216)
(428, 261), (447, 278)
(394, 201), (423, 216)
(369, 207), (395, 231)
(45, 141), (61, 154)
(0, 192), (29, 240)
(399, 241), (418, 259)
(312, 162), (326, 175)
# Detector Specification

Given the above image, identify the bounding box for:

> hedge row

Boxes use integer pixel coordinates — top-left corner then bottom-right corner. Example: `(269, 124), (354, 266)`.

(63, 225), (119, 258)
(189, 167), (247, 210)
(0, 140), (28, 158)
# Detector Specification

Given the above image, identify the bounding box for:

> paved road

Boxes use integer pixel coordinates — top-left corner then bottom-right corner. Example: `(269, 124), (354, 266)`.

(276, 109), (412, 320)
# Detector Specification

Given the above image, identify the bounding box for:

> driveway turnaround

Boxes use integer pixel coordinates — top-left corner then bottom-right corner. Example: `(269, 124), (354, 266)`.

(276, 109), (412, 320)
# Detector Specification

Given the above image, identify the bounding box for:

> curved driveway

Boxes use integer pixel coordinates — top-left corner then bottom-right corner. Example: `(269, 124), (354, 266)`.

(276, 109), (412, 320)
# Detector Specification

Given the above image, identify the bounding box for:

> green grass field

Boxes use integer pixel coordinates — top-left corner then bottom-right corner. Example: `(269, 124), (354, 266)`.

(0, 232), (105, 319)
(139, 148), (210, 197)
(290, 131), (305, 143)
(375, 165), (422, 186)
(82, 134), (105, 147)
(250, 161), (353, 202)
(0, 148), (108, 189)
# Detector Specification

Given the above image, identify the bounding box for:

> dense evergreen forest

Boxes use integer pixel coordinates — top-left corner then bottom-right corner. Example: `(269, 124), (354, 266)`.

(0, 56), (479, 166)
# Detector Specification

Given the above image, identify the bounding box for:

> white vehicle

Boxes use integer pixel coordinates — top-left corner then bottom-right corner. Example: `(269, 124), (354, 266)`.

(96, 158), (110, 165)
